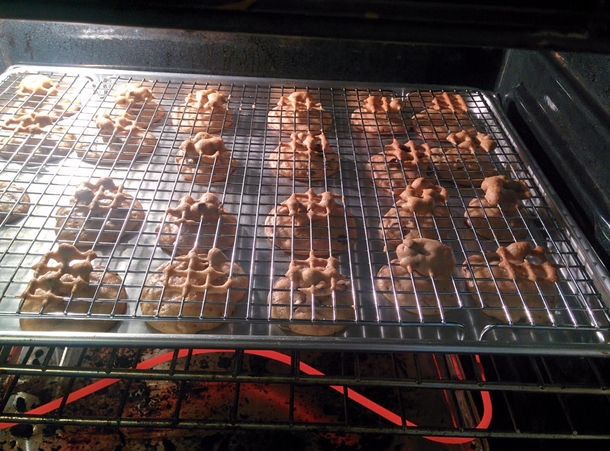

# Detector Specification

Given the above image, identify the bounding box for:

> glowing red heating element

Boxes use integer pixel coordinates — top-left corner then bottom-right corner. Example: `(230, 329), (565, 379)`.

(0, 349), (492, 444)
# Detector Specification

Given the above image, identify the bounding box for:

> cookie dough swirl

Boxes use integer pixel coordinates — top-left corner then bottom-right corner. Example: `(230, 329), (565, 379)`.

(381, 177), (451, 248)
(351, 95), (407, 135)
(269, 131), (339, 181)
(265, 189), (356, 256)
(267, 91), (332, 133)
(376, 237), (457, 316)
(462, 241), (559, 323)
(19, 243), (128, 332)
(141, 248), (248, 333)
(175, 132), (237, 185)
(55, 177), (144, 249)
(171, 89), (233, 134)
(270, 251), (355, 336)
(156, 192), (237, 256)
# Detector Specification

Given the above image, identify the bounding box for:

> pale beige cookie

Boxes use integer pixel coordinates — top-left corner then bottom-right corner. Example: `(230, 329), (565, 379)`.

(156, 193), (237, 256)
(411, 109), (476, 141)
(2, 110), (54, 134)
(367, 140), (432, 192)
(462, 242), (559, 323)
(350, 95), (407, 134)
(141, 248), (248, 333)
(480, 174), (531, 210)
(381, 177), (451, 248)
(0, 182), (30, 223)
(16, 75), (59, 97)
(113, 83), (165, 129)
(19, 244), (128, 332)
(171, 89), (233, 134)
(429, 92), (469, 113)
(265, 189), (356, 256)
(395, 237), (456, 279)
(270, 252), (354, 336)
(55, 177), (145, 249)
(267, 91), (332, 133)
(175, 132), (237, 185)
(77, 110), (158, 163)
(0, 126), (80, 162)
(269, 131), (339, 181)
(430, 131), (498, 187)
(408, 91), (469, 113)
(376, 261), (457, 316)
(10, 75), (81, 119)
(465, 198), (528, 243)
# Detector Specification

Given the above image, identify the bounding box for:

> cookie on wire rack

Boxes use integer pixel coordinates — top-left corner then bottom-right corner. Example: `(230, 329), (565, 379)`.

(270, 251), (355, 336)
(54, 177), (145, 250)
(156, 192), (237, 256)
(376, 237), (458, 316)
(264, 188), (356, 257)
(141, 247), (249, 334)
(19, 243), (128, 332)
(267, 91), (332, 134)
(268, 131), (339, 182)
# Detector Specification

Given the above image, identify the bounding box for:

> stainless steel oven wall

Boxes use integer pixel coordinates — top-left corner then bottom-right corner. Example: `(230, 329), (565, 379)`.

(0, 20), (504, 87)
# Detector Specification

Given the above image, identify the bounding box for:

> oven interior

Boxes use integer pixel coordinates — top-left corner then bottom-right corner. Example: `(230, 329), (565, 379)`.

(1, 2), (610, 449)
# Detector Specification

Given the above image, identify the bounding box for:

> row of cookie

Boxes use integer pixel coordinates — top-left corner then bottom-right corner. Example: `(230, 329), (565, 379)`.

(376, 236), (560, 324)
(367, 130), (498, 195)
(381, 174), (533, 249)
(268, 90), (478, 142)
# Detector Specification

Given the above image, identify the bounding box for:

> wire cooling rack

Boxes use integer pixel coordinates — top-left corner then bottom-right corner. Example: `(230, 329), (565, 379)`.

(0, 66), (608, 354)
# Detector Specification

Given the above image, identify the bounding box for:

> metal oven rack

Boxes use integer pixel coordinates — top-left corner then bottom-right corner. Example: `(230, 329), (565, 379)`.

(0, 65), (609, 355)
(1, 65), (610, 448)
(0, 345), (609, 448)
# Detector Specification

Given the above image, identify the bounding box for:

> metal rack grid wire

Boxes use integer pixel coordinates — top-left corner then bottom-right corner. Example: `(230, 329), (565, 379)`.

(0, 66), (608, 352)
(0, 345), (609, 445)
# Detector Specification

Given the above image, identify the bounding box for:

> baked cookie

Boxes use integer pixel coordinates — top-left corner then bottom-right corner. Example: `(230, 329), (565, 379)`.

(411, 109), (476, 141)
(269, 131), (339, 182)
(55, 177), (144, 249)
(462, 241), (559, 323)
(376, 261), (458, 316)
(9, 75), (81, 120)
(0, 182), (31, 223)
(175, 132), (237, 185)
(76, 110), (157, 163)
(270, 252), (354, 336)
(171, 89), (233, 134)
(480, 175), (531, 210)
(16, 75), (59, 97)
(395, 237), (456, 279)
(141, 248), (248, 333)
(350, 95), (407, 134)
(267, 91), (332, 133)
(156, 192), (237, 256)
(408, 91), (469, 113)
(2, 110), (54, 134)
(0, 126), (80, 162)
(465, 198), (528, 243)
(465, 175), (532, 242)
(376, 236), (457, 316)
(430, 130), (498, 187)
(381, 177), (451, 248)
(113, 83), (165, 129)
(367, 140), (432, 192)
(265, 189), (356, 256)
(19, 244), (128, 332)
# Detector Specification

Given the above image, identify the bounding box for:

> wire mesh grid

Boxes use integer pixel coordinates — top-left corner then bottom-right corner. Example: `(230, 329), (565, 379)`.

(0, 345), (609, 443)
(0, 67), (608, 351)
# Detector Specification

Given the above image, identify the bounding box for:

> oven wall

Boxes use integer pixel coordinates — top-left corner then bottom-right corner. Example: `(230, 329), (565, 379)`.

(0, 20), (504, 88)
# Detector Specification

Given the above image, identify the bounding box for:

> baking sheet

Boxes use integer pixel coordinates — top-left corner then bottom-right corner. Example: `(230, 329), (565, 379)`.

(0, 65), (608, 354)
